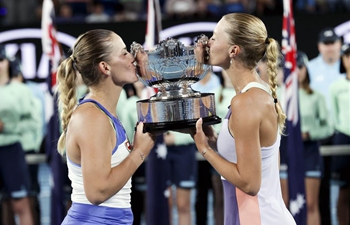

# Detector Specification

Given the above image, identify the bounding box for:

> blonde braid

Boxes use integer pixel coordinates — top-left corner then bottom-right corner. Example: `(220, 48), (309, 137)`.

(265, 38), (286, 133)
(57, 56), (77, 154)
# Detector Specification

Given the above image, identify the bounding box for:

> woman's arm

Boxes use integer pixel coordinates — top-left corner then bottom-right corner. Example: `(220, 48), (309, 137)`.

(193, 95), (262, 196)
(70, 105), (154, 205)
(309, 93), (333, 140)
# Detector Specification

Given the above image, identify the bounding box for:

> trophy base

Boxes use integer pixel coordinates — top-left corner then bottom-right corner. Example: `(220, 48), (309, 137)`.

(143, 115), (221, 133)
(137, 93), (221, 133)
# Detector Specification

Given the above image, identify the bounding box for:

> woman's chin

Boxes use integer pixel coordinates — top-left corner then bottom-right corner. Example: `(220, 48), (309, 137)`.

(132, 75), (140, 83)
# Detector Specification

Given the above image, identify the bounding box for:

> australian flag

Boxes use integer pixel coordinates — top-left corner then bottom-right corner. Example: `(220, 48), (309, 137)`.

(41, 0), (66, 224)
(144, 1), (170, 225)
(281, 0), (307, 224)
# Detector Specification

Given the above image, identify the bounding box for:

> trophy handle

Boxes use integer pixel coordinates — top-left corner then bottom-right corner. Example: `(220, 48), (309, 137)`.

(194, 34), (210, 63)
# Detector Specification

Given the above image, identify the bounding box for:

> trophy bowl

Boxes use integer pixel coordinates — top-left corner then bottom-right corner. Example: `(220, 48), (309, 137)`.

(131, 36), (221, 132)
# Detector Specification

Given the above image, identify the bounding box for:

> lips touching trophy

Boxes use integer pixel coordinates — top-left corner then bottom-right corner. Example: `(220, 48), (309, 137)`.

(130, 35), (221, 132)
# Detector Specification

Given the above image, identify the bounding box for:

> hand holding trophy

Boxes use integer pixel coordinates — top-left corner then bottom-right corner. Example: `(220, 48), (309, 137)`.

(131, 35), (221, 132)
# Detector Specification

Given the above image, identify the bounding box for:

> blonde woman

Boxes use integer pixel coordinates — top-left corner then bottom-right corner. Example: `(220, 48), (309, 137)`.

(192, 13), (296, 224)
(56, 29), (155, 224)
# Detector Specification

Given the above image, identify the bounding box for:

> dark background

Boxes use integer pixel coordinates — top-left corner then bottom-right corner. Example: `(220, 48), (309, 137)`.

(0, 12), (349, 83)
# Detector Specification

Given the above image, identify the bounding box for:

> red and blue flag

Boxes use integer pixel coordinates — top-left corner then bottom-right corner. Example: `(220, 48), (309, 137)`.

(281, 0), (307, 224)
(41, 1), (66, 224)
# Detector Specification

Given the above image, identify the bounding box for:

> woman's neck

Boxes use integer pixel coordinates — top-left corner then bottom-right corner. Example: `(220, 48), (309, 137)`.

(226, 66), (260, 94)
(299, 82), (307, 89)
(199, 71), (211, 84)
(87, 83), (122, 117)
(0, 73), (10, 86)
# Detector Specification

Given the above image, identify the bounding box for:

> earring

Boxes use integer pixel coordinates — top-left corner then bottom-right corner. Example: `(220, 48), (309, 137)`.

(230, 59), (232, 65)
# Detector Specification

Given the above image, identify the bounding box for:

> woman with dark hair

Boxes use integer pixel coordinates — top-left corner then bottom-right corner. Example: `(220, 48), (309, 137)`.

(297, 51), (331, 225)
(56, 29), (155, 224)
(0, 45), (35, 225)
(330, 43), (350, 225)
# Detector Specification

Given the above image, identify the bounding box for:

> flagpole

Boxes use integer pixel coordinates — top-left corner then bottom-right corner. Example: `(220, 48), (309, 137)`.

(41, 1), (66, 224)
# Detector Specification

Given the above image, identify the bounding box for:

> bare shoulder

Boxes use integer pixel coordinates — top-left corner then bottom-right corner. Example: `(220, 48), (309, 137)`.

(229, 92), (261, 137)
(68, 103), (113, 141)
(229, 87), (278, 147)
(230, 90), (262, 120)
(71, 103), (107, 124)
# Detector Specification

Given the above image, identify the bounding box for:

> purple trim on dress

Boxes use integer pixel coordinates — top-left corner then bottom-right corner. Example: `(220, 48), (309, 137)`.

(222, 179), (240, 225)
(78, 99), (127, 155)
(225, 106), (232, 119)
(61, 202), (133, 224)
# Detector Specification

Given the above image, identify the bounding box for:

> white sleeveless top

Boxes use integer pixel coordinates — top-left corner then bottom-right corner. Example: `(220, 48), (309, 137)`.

(217, 82), (296, 225)
(66, 99), (132, 208)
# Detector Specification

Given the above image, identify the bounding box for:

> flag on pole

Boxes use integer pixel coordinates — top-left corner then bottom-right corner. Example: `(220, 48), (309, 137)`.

(41, 0), (62, 89)
(281, 0), (307, 224)
(144, 0), (162, 49)
(41, 1), (66, 224)
(144, 1), (170, 225)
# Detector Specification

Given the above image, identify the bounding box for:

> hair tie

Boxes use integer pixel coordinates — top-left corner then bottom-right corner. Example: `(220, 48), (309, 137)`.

(265, 37), (270, 44)
(274, 98), (278, 103)
(70, 55), (78, 71)
(70, 55), (75, 62)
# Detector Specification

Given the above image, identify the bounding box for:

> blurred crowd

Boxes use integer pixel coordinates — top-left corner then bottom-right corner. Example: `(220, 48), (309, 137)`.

(0, 0), (349, 26)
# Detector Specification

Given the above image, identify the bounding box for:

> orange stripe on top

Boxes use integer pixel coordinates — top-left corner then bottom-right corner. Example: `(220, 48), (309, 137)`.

(236, 187), (262, 225)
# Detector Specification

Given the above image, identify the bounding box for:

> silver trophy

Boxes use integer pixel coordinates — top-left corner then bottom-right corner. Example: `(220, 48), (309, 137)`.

(131, 35), (221, 132)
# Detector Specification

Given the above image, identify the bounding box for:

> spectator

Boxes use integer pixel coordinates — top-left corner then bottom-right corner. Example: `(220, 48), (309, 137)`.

(118, 0), (144, 14)
(60, 2), (74, 16)
(111, 2), (139, 22)
(308, 27), (342, 118)
(297, 51), (332, 225)
(0, 45), (34, 225)
(57, 3), (85, 23)
(329, 43), (350, 225)
(307, 26), (343, 225)
(193, 0), (217, 19)
(164, 131), (197, 225)
(6, 58), (44, 225)
(85, 1), (110, 23)
(165, 0), (196, 19)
